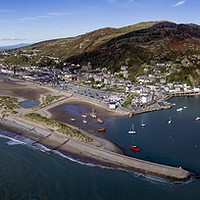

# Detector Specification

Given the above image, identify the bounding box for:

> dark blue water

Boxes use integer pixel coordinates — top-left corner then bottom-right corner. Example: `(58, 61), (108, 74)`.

(105, 96), (200, 174)
(0, 96), (200, 199)
(19, 101), (39, 108)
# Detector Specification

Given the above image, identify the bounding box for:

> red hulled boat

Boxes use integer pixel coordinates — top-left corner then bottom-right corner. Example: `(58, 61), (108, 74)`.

(130, 146), (140, 152)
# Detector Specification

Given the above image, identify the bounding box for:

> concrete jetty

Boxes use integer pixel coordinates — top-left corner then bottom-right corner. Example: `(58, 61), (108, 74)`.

(58, 139), (190, 182)
(0, 118), (191, 182)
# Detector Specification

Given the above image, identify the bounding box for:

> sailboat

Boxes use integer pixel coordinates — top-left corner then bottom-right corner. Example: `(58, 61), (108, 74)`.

(168, 116), (172, 124)
(141, 119), (146, 127)
(195, 116), (200, 121)
(82, 110), (87, 118)
(128, 124), (136, 134)
(90, 108), (96, 118)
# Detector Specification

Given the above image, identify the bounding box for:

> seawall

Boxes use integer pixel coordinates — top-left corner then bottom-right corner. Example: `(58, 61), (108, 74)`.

(0, 118), (191, 182)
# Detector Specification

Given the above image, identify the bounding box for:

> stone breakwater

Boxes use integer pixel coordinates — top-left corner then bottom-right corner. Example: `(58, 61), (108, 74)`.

(0, 118), (191, 182)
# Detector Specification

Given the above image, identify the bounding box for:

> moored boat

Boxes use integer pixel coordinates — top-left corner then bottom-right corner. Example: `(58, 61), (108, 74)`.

(71, 118), (76, 122)
(177, 108), (183, 112)
(90, 108), (96, 118)
(130, 146), (140, 152)
(82, 110), (87, 118)
(141, 119), (145, 127)
(83, 120), (88, 124)
(128, 124), (136, 134)
(168, 116), (172, 124)
(98, 127), (106, 132)
(195, 116), (200, 121)
(97, 119), (104, 124)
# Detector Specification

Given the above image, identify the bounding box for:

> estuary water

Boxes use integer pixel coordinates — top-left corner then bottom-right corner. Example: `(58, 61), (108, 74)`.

(0, 96), (200, 200)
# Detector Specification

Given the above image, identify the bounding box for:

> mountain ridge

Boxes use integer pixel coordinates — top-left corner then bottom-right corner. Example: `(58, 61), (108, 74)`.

(1, 21), (200, 85)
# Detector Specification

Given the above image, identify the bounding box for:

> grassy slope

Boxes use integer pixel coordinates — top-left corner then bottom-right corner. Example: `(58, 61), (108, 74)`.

(3, 21), (162, 65)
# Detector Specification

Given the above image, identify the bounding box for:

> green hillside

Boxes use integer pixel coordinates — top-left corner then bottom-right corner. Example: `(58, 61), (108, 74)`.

(2, 21), (163, 65)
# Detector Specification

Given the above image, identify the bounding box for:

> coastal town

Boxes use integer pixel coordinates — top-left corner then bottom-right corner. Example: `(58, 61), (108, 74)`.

(0, 54), (200, 116)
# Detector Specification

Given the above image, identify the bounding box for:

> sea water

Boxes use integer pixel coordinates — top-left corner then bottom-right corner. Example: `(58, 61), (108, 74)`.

(0, 96), (200, 200)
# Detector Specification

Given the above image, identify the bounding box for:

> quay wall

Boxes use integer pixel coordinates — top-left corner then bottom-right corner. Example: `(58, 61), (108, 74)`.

(0, 117), (191, 182)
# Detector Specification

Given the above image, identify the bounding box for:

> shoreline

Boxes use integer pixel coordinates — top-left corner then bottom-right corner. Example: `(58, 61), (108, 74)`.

(0, 78), (192, 181)
(0, 117), (191, 182)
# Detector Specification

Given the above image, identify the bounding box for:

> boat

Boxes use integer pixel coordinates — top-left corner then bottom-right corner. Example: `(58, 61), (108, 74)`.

(130, 146), (140, 152)
(90, 108), (96, 118)
(168, 116), (172, 124)
(83, 120), (88, 124)
(128, 124), (136, 134)
(176, 108), (183, 112)
(82, 114), (87, 118)
(71, 118), (76, 122)
(98, 127), (106, 132)
(195, 116), (200, 121)
(184, 106), (187, 109)
(97, 119), (104, 124)
(141, 119), (145, 127)
(81, 110), (87, 118)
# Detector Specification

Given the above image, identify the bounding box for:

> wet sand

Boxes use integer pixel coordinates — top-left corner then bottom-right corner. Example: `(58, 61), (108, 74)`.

(0, 79), (49, 101)
(48, 98), (126, 136)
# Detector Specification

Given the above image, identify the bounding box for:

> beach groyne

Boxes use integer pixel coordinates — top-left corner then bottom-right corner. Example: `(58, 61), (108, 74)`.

(0, 117), (191, 182)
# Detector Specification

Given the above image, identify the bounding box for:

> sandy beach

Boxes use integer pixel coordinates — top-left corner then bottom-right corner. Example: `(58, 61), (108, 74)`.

(0, 78), (191, 181)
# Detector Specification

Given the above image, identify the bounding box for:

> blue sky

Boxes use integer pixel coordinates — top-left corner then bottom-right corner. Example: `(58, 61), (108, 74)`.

(0, 0), (199, 46)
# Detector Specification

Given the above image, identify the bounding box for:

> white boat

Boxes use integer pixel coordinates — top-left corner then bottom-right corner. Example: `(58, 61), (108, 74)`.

(90, 108), (96, 118)
(83, 120), (88, 124)
(184, 106), (187, 109)
(177, 108), (183, 112)
(195, 116), (200, 121)
(82, 110), (87, 118)
(141, 119), (146, 127)
(128, 124), (136, 134)
(168, 116), (172, 124)
(71, 118), (76, 122)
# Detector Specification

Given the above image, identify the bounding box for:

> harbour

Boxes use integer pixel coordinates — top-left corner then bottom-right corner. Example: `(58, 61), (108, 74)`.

(0, 96), (200, 199)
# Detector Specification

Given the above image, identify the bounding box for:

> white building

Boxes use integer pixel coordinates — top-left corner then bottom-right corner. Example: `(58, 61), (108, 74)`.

(141, 94), (152, 104)
(109, 103), (117, 110)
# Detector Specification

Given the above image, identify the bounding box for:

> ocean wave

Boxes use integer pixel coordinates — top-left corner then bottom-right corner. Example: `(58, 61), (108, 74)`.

(0, 132), (193, 184)
(0, 132), (50, 154)
(7, 140), (22, 146)
(1, 131), (121, 171)
(33, 143), (51, 153)
(52, 149), (122, 171)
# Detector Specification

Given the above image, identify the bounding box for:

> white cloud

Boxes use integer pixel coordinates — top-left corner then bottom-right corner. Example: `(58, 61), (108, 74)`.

(107, 0), (134, 7)
(18, 17), (38, 21)
(172, 0), (186, 7)
(47, 11), (78, 16)
(18, 11), (79, 22)
(107, 0), (116, 3)
(0, 37), (25, 41)
(0, 9), (14, 13)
